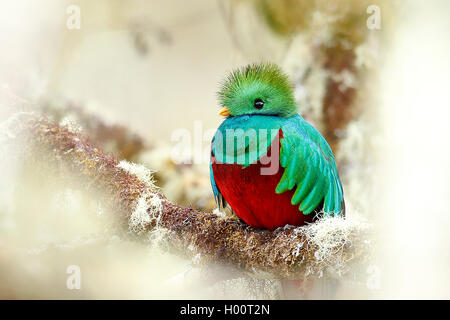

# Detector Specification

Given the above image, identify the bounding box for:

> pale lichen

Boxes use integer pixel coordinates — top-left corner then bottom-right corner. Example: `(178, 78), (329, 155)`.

(117, 160), (169, 247)
(59, 116), (83, 134)
(117, 160), (156, 189)
(299, 215), (371, 278)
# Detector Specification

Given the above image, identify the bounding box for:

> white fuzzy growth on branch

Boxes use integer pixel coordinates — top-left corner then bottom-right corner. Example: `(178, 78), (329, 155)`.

(59, 116), (83, 134)
(300, 215), (370, 277)
(117, 160), (156, 187)
(117, 160), (168, 246)
(128, 192), (153, 234)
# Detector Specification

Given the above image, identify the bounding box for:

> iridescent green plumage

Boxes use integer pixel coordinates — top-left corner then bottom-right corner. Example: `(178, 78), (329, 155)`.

(218, 63), (297, 118)
(211, 63), (344, 218)
(275, 117), (344, 215)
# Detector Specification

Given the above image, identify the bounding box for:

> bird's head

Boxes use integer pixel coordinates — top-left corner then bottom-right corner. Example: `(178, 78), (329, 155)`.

(217, 63), (297, 118)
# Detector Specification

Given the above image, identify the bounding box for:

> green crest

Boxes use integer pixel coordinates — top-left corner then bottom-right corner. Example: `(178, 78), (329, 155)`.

(218, 63), (297, 118)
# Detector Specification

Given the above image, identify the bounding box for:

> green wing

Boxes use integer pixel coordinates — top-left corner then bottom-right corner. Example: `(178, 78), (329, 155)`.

(275, 117), (344, 216)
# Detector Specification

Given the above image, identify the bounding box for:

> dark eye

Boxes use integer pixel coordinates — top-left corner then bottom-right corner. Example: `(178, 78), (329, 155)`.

(254, 99), (264, 109)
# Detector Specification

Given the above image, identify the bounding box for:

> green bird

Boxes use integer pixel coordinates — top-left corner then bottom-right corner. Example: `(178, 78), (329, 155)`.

(210, 63), (344, 229)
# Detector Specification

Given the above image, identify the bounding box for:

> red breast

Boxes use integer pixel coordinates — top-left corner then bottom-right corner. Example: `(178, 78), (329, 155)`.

(211, 131), (313, 230)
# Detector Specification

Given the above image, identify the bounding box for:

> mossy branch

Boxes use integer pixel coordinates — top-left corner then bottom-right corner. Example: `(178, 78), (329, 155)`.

(13, 114), (370, 279)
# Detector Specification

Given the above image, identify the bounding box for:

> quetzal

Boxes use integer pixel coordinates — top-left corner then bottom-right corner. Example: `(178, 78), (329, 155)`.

(210, 63), (344, 230)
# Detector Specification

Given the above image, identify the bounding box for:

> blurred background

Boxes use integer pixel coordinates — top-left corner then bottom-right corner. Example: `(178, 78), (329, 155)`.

(0, 0), (449, 299)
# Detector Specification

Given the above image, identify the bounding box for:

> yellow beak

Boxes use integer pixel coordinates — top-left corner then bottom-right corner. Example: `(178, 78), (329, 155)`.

(219, 107), (230, 116)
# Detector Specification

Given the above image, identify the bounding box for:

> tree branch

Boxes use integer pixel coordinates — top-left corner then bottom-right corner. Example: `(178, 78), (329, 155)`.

(13, 113), (370, 279)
